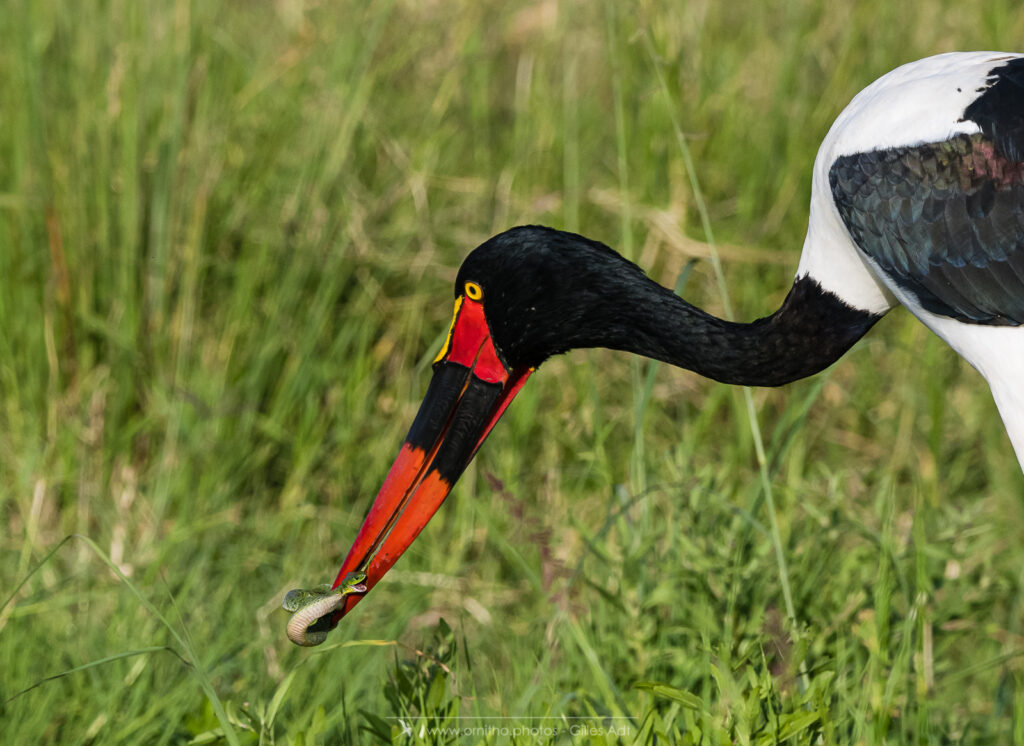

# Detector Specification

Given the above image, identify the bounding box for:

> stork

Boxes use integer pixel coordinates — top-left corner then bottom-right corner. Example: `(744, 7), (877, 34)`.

(284, 52), (1024, 645)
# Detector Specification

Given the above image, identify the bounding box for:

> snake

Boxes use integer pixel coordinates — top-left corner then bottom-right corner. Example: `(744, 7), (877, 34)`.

(283, 571), (367, 646)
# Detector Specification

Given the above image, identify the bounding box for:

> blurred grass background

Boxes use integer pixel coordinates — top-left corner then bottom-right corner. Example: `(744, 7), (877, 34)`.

(2, 0), (1024, 742)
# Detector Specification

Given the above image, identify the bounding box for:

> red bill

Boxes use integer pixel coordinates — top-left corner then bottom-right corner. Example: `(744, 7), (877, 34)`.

(326, 289), (532, 626)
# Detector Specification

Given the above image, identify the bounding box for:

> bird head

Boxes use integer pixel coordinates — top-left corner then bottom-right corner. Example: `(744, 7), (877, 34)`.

(325, 226), (658, 625)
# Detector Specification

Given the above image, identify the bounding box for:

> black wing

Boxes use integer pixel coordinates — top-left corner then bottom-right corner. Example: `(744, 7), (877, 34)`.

(830, 57), (1024, 326)
(830, 133), (1024, 325)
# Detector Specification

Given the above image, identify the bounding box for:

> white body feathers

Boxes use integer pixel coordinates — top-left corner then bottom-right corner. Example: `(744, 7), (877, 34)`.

(796, 52), (1024, 471)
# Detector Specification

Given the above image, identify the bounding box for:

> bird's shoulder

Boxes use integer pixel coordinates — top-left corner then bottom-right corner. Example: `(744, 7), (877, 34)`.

(821, 53), (1024, 160)
(819, 54), (1024, 326)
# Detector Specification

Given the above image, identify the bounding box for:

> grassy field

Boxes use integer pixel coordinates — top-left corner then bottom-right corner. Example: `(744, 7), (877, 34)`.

(3, 0), (1024, 742)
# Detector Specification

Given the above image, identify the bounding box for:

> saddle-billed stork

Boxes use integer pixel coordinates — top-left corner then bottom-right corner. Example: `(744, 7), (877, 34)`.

(286, 52), (1024, 644)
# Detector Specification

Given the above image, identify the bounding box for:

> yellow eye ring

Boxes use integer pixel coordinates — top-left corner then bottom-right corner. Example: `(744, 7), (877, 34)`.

(464, 281), (483, 301)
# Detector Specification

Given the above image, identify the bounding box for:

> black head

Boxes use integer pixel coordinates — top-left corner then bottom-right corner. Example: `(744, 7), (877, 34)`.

(454, 225), (665, 369)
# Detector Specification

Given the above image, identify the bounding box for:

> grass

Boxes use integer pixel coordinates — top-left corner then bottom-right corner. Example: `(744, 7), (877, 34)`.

(2, 0), (1024, 742)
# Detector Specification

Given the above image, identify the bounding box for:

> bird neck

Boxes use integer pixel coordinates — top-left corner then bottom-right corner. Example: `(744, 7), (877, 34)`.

(468, 227), (884, 383)
(591, 274), (884, 386)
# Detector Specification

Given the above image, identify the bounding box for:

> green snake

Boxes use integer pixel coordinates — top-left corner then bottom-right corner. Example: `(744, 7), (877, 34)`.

(282, 571), (367, 646)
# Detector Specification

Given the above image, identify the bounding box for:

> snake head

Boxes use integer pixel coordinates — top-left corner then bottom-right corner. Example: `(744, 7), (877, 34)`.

(339, 570), (368, 594)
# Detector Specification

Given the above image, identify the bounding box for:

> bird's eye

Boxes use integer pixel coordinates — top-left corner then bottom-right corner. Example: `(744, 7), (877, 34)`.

(464, 281), (483, 301)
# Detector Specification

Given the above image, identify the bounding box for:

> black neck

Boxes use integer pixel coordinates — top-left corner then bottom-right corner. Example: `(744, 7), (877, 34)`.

(461, 227), (884, 383)
(590, 275), (883, 386)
